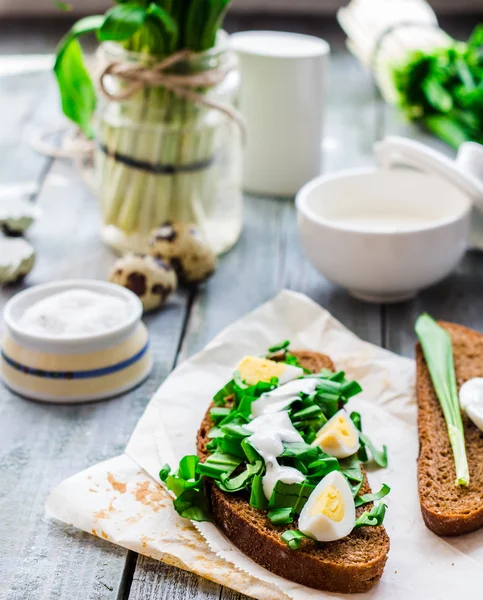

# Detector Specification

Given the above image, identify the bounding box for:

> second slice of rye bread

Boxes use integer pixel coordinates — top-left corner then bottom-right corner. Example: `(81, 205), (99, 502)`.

(197, 350), (390, 594)
(417, 321), (483, 536)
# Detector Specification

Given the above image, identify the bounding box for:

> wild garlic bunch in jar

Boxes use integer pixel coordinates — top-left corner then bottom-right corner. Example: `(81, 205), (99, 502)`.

(54, 1), (243, 255)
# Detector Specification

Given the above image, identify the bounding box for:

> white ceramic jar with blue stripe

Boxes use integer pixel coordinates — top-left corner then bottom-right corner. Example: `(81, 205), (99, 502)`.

(1, 280), (152, 403)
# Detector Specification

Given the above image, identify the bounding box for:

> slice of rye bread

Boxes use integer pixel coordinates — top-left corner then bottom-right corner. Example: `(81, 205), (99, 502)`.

(196, 350), (390, 594)
(417, 321), (483, 536)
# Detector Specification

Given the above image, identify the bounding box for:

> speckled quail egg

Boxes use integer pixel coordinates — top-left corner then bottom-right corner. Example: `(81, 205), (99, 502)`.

(109, 253), (177, 312)
(0, 237), (36, 283)
(148, 222), (217, 285)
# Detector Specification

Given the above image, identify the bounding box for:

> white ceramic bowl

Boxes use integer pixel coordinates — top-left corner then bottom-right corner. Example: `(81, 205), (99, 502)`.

(296, 168), (471, 303)
(1, 279), (152, 403)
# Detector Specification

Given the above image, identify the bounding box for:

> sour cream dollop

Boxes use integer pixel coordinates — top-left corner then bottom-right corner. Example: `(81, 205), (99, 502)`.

(245, 411), (306, 500)
(459, 378), (483, 431)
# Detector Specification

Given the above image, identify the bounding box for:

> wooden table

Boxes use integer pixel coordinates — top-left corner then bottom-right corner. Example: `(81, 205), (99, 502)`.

(0, 14), (480, 600)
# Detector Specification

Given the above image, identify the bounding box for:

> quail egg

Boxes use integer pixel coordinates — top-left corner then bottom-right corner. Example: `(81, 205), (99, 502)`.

(148, 222), (217, 285)
(0, 238), (36, 283)
(311, 409), (360, 459)
(298, 470), (356, 542)
(109, 253), (177, 312)
(236, 356), (304, 386)
(0, 197), (41, 236)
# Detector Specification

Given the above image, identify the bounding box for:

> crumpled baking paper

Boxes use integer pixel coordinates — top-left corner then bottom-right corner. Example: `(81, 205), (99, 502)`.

(46, 290), (483, 599)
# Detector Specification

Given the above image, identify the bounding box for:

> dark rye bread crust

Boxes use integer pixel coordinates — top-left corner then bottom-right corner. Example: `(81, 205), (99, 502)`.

(197, 350), (390, 594)
(417, 321), (483, 536)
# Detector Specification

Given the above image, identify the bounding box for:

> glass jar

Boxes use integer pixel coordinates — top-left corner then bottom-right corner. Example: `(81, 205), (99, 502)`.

(95, 34), (243, 256)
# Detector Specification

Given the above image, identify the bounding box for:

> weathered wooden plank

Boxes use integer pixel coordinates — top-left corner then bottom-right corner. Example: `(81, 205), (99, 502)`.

(129, 558), (221, 600)
(0, 71), (55, 187)
(0, 155), (189, 600)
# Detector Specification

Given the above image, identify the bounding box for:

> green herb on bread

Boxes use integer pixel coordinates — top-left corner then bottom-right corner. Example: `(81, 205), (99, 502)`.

(415, 314), (469, 486)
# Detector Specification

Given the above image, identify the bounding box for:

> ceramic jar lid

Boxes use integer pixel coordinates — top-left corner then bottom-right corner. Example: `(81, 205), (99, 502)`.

(374, 136), (483, 212)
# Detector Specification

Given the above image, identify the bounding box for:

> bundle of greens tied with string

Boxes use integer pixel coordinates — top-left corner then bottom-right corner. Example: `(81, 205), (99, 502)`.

(54, 0), (235, 237)
(160, 341), (390, 549)
(338, 0), (483, 148)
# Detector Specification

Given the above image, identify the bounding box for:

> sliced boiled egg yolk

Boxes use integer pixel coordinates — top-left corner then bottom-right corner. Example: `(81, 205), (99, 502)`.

(298, 471), (355, 542)
(236, 356), (303, 386)
(312, 409), (360, 459)
(310, 484), (345, 522)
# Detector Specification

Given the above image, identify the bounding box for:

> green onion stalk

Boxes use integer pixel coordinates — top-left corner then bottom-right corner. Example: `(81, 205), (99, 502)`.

(338, 0), (483, 148)
(54, 1), (240, 254)
(415, 314), (469, 486)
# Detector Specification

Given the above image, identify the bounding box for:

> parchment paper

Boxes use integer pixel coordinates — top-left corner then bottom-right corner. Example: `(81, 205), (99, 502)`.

(46, 290), (483, 599)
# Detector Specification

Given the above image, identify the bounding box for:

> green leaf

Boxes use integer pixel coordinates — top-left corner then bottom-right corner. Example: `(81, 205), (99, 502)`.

(208, 426), (222, 439)
(354, 503), (387, 528)
(201, 0), (231, 50)
(281, 529), (310, 550)
(146, 3), (178, 55)
(284, 352), (307, 370)
(359, 433), (388, 468)
(197, 449), (242, 480)
(159, 463), (171, 481)
(423, 115), (472, 148)
(220, 423), (251, 439)
(241, 438), (262, 464)
(250, 474), (269, 510)
(415, 314), (469, 486)
(350, 411), (369, 462)
(54, 38), (97, 137)
(213, 380), (235, 406)
(291, 405), (323, 422)
(210, 407), (231, 423)
(173, 487), (212, 521)
(468, 24), (483, 50)
(54, 15), (104, 136)
(233, 370), (249, 389)
(217, 461), (262, 493)
(219, 435), (246, 458)
(267, 340), (290, 354)
(237, 394), (257, 417)
(422, 78), (454, 112)
(339, 455), (364, 497)
(355, 484), (391, 507)
(279, 442), (319, 462)
(268, 481), (315, 514)
(98, 3), (147, 41)
(268, 507), (294, 525)
(306, 456), (339, 484)
(179, 455), (199, 480)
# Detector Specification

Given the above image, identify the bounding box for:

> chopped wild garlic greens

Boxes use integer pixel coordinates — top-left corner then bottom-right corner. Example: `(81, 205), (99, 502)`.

(160, 341), (390, 549)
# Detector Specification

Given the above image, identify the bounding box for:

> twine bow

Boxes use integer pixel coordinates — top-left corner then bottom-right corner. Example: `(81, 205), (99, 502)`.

(99, 49), (246, 141)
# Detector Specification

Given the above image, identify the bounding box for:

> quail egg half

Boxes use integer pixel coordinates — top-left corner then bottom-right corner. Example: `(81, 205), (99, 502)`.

(298, 470), (356, 542)
(0, 238), (36, 284)
(311, 409), (360, 459)
(0, 197), (41, 236)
